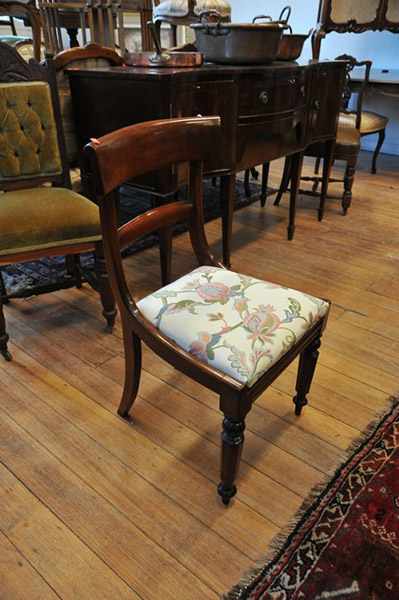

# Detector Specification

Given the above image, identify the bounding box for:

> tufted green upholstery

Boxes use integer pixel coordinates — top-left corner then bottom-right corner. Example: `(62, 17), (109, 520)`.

(0, 81), (62, 181)
(0, 187), (101, 256)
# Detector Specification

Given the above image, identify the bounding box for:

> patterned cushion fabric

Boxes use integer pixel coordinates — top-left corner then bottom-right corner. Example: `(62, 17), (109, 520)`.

(0, 187), (101, 256)
(0, 81), (62, 180)
(138, 266), (329, 388)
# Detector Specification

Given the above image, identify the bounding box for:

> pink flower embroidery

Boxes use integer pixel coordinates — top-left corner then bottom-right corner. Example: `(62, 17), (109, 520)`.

(189, 332), (212, 362)
(243, 304), (281, 345)
(197, 282), (231, 303)
(234, 298), (248, 314)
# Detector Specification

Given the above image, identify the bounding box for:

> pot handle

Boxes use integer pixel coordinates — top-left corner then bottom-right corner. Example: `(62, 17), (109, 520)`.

(252, 14), (272, 23)
(278, 6), (292, 24)
(198, 10), (229, 35)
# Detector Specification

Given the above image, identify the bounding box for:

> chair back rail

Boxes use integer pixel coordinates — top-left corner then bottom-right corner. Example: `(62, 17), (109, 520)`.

(85, 116), (221, 196)
(336, 54), (372, 130)
(312, 0), (399, 59)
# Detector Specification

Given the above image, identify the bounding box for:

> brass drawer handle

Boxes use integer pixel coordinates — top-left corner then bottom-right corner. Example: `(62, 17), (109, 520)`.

(314, 99), (321, 110)
(259, 91), (269, 105)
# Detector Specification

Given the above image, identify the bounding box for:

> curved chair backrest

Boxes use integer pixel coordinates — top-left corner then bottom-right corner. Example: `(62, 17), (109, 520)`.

(53, 43), (124, 167)
(82, 116), (221, 317)
(336, 54), (372, 130)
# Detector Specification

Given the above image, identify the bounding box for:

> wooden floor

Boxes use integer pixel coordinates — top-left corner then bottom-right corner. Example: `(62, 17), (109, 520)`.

(1, 152), (399, 599)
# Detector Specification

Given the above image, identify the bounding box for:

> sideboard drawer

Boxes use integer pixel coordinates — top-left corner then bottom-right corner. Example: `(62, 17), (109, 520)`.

(239, 70), (306, 117)
(173, 80), (237, 172)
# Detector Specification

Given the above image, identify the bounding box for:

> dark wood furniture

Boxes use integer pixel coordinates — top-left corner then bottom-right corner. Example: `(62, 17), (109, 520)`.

(54, 44), (124, 169)
(83, 115), (330, 505)
(38, 0), (153, 53)
(275, 55), (370, 220)
(312, 0), (394, 173)
(0, 43), (116, 361)
(0, 0), (42, 60)
(68, 60), (345, 268)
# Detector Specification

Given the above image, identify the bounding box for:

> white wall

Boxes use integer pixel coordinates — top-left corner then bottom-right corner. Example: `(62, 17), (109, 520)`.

(231, 0), (399, 155)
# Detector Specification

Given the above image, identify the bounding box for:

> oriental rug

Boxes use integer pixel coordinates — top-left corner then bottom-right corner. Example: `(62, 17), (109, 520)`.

(226, 397), (399, 600)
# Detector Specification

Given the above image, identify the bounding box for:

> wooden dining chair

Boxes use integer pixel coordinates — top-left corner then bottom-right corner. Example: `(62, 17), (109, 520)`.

(312, 0), (390, 174)
(0, 0), (42, 61)
(83, 115), (331, 505)
(0, 43), (116, 361)
(53, 43), (124, 170)
(274, 55), (370, 222)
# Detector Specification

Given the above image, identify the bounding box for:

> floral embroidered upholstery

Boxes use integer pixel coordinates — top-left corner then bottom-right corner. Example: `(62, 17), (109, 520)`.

(138, 267), (329, 388)
(153, 0), (231, 18)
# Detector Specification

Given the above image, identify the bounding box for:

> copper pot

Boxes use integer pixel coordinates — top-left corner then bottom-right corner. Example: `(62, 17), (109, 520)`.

(191, 11), (285, 65)
(277, 27), (312, 61)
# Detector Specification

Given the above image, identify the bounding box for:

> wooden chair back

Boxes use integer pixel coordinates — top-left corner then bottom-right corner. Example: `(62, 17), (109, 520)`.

(0, 0), (42, 60)
(312, 0), (399, 59)
(82, 116), (221, 314)
(336, 54), (372, 130)
(0, 42), (70, 191)
(53, 43), (124, 166)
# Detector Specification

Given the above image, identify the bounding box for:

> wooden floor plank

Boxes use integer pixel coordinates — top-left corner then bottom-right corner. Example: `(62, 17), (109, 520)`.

(0, 531), (61, 600)
(1, 152), (398, 599)
(0, 463), (140, 600)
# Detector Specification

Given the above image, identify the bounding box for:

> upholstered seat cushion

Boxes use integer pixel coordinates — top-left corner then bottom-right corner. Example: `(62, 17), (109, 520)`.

(336, 120), (361, 151)
(0, 187), (101, 256)
(138, 266), (329, 388)
(154, 0), (231, 18)
(339, 111), (389, 136)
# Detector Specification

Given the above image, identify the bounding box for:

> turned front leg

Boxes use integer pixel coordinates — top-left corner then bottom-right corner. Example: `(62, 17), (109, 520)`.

(342, 157), (357, 215)
(218, 416), (245, 506)
(294, 337), (321, 416)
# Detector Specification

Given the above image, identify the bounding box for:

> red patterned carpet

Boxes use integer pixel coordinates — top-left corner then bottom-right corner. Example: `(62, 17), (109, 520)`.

(226, 398), (399, 600)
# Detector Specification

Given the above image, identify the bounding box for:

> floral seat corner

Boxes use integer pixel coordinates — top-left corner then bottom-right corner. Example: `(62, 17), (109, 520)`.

(137, 267), (329, 388)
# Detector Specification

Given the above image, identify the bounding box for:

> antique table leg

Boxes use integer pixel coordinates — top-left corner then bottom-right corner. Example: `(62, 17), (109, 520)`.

(220, 173), (236, 268)
(288, 152), (304, 241)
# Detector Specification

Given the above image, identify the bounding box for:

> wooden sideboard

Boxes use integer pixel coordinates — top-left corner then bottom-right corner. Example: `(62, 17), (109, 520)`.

(68, 60), (345, 265)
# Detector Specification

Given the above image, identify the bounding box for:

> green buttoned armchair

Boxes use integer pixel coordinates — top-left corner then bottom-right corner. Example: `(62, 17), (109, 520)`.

(0, 42), (116, 361)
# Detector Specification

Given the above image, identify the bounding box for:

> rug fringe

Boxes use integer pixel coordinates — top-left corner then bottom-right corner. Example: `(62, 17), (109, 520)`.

(223, 393), (399, 600)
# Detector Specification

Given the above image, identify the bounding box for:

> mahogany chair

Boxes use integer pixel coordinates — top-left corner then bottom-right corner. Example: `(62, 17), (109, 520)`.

(312, 0), (391, 174)
(0, 43), (116, 361)
(83, 115), (331, 505)
(274, 55), (370, 221)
